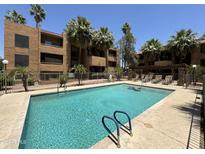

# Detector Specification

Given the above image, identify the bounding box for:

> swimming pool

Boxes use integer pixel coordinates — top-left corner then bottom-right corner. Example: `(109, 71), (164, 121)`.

(19, 84), (172, 149)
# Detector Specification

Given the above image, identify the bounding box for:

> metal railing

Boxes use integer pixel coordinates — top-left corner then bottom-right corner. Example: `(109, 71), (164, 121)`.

(101, 111), (132, 148)
(102, 115), (120, 148)
(0, 73), (15, 95)
(114, 111), (133, 136)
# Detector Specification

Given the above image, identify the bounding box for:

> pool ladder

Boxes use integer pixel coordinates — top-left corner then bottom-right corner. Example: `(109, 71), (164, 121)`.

(57, 84), (68, 93)
(102, 111), (132, 148)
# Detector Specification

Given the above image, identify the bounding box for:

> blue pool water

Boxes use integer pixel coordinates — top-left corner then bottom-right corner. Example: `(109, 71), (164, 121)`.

(19, 84), (172, 149)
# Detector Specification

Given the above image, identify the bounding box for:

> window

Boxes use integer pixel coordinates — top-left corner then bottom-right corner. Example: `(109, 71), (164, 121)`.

(40, 71), (63, 80)
(41, 53), (63, 64)
(200, 59), (205, 66)
(41, 33), (63, 48)
(15, 34), (29, 48)
(15, 54), (29, 67)
(108, 61), (117, 67)
(201, 44), (205, 53)
(109, 50), (116, 57)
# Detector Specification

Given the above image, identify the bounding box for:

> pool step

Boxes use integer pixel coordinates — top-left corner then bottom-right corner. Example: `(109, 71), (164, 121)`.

(102, 111), (132, 148)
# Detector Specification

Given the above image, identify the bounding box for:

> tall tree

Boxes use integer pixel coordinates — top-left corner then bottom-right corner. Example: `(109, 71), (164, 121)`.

(65, 16), (92, 64)
(119, 22), (136, 69)
(29, 4), (46, 28)
(201, 34), (205, 39)
(92, 27), (114, 67)
(4, 10), (26, 24)
(167, 29), (199, 63)
(141, 38), (162, 64)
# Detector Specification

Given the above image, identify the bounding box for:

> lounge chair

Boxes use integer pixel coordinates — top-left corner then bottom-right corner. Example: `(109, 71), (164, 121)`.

(152, 75), (162, 84)
(142, 74), (149, 82)
(140, 74), (145, 80)
(162, 75), (173, 85)
(133, 74), (139, 81)
(142, 73), (154, 83)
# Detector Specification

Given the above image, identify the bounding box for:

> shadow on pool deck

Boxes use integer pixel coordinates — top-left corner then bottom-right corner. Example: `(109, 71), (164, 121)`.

(173, 90), (203, 149)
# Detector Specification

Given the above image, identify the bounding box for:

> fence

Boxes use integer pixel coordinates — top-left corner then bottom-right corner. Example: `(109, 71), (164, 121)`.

(0, 72), (15, 95)
(0, 72), (128, 95)
(202, 75), (205, 148)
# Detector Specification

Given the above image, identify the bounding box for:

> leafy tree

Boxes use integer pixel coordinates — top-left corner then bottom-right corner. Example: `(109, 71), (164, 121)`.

(115, 66), (123, 81)
(141, 38), (162, 64)
(167, 29), (199, 63)
(129, 52), (140, 67)
(30, 4), (46, 28)
(73, 64), (87, 86)
(4, 10), (26, 24)
(118, 22), (136, 69)
(65, 16), (92, 64)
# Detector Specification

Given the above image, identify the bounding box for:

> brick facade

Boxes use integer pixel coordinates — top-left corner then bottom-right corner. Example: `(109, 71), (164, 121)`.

(4, 21), (119, 77)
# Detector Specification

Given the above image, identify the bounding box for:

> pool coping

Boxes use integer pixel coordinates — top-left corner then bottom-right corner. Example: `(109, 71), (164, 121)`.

(91, 83), (176, 148)
(0, 80), (202, 149)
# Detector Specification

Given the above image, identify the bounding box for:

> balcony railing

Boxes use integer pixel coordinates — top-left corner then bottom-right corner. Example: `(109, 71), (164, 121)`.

(41, 41), (63, 48)
(108, 56), (117, 62)
(87, 56), (106, 66)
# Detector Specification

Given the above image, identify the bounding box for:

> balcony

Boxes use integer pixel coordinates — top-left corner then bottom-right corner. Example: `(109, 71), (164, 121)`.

(108, 56), (117, 62)
(41, 41), (63, 48)
(87, 56), (106, 67)
(41, 32), (63, 48)
(154, 60), (172, 66)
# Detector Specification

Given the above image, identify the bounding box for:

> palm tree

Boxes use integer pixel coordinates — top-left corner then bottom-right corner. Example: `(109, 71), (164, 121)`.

(167, 29), (199, 63)
(141, 39), (162, 64)
(65, 16), (92, 64)
(15, 67), (30, 91)
(4, 10), (26, 24)
(29, 4), (46, 28)
(73, 64), (87, 86)
(92, 27), (114, 67)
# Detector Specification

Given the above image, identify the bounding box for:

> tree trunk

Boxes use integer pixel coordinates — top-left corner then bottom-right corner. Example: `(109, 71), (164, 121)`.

(79, 46), (82, 64)
(22, 74), (28, 91)
(106, 49), (108, 69)
(78, 73), (80, 86)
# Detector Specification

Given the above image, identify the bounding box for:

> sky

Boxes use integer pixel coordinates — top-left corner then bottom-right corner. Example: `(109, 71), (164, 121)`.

(0, 4), (205, 57)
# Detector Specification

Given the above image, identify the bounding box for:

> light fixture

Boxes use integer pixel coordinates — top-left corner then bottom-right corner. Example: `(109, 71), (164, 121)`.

(192, 64), (196, 68)
(2, 59), (8, 65)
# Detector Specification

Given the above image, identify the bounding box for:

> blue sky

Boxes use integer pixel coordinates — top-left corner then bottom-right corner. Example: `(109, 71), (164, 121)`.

(0, 4), (205, 57)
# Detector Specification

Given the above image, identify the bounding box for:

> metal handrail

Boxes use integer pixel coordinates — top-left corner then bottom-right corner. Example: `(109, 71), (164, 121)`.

(57, 83), (59, 93)
(102, 115), (120, 148)
(113, 111), (133, 136)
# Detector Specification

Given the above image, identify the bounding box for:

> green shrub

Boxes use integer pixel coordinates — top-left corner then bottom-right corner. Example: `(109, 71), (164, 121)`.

(115, 67), (123, 81)
(59, 75), (68, 87)
(28, 77), (35, 86)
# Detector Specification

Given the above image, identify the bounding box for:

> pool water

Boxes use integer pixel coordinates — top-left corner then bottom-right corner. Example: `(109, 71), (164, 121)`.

(19, 84), (172, 149)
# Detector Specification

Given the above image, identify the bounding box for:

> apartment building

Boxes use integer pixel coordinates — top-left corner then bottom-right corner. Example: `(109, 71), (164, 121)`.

(133, 39), (205, 67)
(130, 39), (205, 80)
(4, 21), (119, 80)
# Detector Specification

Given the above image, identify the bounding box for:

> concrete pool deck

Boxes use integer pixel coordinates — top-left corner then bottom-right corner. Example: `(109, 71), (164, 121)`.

(0, 81), (202, 149)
